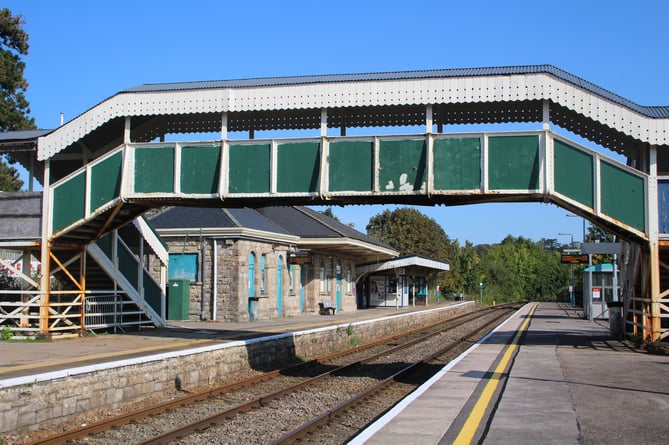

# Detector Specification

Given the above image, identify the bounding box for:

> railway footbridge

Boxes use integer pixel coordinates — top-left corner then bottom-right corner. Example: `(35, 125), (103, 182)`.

(1, 65), (667, 342)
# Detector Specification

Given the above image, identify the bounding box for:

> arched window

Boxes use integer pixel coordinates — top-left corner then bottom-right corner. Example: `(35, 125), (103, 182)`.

(260, 254), (267, 295)
(319, 260), (325, 293)
(247, 252), (256, 297)
(277, 255), (284, 317)
(289, 263), (295, 295)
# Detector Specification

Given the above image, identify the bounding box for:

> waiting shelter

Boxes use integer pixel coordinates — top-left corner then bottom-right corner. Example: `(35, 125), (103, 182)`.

(355, 255), (449, 308)
(583, 263), (619, 320)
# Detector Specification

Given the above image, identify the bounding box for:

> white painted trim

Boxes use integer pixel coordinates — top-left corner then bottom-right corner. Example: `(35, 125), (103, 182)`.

(348, 303), (531, 444)
(0, 301), (473, 389)
(356, 255), (450, 275)
(36, 72), (669, 161)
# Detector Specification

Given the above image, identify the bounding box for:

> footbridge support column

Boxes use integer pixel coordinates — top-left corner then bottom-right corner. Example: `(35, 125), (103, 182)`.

(650, 242), (662, 342)
(648, 145), (662, 343)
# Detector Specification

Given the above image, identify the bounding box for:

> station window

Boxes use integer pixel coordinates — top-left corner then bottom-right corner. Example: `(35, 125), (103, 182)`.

(260, 254), (266, 295)
(319, 261), (325, 293)
(289, 264), (295, 295)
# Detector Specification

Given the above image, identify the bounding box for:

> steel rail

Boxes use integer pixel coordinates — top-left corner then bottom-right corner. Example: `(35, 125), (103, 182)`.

(32, 306), (502, 445)
(270, 307), (516, 444)
(134, 307), (514, 445)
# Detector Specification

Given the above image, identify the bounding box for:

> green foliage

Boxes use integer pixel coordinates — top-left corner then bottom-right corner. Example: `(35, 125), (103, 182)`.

(367, 208), (454, 260)
(586, 225), (614, 243)
(455, 240), (482, 295)
(366, 207), (458, 291)
(0, 8), (35, 191)
(1, 326), (12, 340)
(365, 207), (570, 304)
(320, 207), (340, 222)
(0, 8), (35, 133)
(585, 225), (616, 266)
(0, 156), (22, 191)
(479, 235), (567, 303)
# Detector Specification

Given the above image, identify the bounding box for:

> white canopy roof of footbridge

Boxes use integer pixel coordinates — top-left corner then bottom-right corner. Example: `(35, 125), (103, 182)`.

(36, 65), (669, 162)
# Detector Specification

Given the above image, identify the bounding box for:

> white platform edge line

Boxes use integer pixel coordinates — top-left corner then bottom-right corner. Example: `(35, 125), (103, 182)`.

(348, 302), (533, 445)
(0, 302), (472, 389)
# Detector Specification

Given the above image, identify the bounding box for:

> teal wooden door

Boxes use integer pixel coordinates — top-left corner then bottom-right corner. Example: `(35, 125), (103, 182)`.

(248, 252), (255, 320)
(335, 261), (342, 312)
(299, 266), (306, 313)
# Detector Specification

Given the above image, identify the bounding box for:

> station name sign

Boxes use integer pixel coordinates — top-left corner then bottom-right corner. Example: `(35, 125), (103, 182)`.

(560, 254), (589, 264)
(289, 251), (312, 265)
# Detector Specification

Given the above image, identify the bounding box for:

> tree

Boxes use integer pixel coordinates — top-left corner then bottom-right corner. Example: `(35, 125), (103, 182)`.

(366, 207), (459, 292)
(479, 235), (566, 303)
(586, 225), (614, 243)
(585, 224), (616, 265)
(367, 208), (455, 259)
(0, 9), (34, 132)
(539, 237), (561, 251)
(454, 240), (482, 296)
(0, 8), (35, 191)
(320, 207), (340, 222)
(0, 159), (22, 191)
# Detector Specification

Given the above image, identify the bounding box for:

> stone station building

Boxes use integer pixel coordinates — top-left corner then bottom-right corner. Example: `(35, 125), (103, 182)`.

(149, 205), (401, 322)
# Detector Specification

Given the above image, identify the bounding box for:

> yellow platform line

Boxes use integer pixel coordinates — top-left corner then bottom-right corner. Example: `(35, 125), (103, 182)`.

(452, 302), (538, 445)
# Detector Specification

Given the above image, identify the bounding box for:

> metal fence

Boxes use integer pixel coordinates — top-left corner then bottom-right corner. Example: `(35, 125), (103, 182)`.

(1, 291), (153, 335)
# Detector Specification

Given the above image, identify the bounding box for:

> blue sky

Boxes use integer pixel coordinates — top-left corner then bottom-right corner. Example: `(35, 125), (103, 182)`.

(5, 0), (667, 245)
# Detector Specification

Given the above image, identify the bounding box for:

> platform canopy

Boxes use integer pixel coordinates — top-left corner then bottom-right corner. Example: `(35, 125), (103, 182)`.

(356, 254), (449, 276)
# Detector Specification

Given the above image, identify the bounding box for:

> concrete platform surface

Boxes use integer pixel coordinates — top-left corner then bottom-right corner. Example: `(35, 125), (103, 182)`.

(0, 302), (452, 380)
(2, 301), (667, 444)
(352, 302), (669, 445)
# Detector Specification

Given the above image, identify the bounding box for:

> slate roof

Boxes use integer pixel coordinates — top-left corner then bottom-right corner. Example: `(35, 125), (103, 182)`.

(0, 130), (52, 142)
(148, 205), (393, 251)
(149, 207), (291, 235)
(255, 206), (392, 249)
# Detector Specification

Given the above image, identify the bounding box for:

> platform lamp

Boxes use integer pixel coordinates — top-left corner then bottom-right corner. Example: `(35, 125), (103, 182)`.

(566, 213), (587, 308)
(566, 213), (587, 245)
(559, 232), (575, 306)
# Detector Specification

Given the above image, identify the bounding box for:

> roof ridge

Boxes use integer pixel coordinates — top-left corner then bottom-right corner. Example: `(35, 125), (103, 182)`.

(119, 65), (669, 115)
(244, 207), (292, 233)
(296, 206), (395, 250)
(221, 208), (242, 228)
(293, 206), (348, 237)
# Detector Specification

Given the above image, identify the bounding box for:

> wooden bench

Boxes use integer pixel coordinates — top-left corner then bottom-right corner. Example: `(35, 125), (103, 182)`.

(319, 299), (336, 315)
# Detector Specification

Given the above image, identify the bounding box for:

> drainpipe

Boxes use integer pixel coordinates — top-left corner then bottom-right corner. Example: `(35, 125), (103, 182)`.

(212, 239), (218, 321)
(200, 238), (206, 320)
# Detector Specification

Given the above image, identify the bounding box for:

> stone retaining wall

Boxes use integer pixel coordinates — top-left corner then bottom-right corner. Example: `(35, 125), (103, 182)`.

(0, 302), (474, 434)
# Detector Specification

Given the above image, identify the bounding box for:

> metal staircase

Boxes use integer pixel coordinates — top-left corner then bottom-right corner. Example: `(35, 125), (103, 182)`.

(0, 204), (167, 334)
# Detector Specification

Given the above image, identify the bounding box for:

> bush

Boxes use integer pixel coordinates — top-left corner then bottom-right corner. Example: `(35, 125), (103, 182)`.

(1, 326), (13, 340)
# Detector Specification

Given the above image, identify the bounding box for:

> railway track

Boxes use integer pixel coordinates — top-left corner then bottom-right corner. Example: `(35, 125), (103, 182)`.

(30, 304), (519, 444)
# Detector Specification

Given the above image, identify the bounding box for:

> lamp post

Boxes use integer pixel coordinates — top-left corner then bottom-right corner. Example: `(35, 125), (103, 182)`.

(566, 214), (590, 310)
(566, 213), (587, 244)
(479, 281), (483, 306)
(559, 232), (575, 306)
